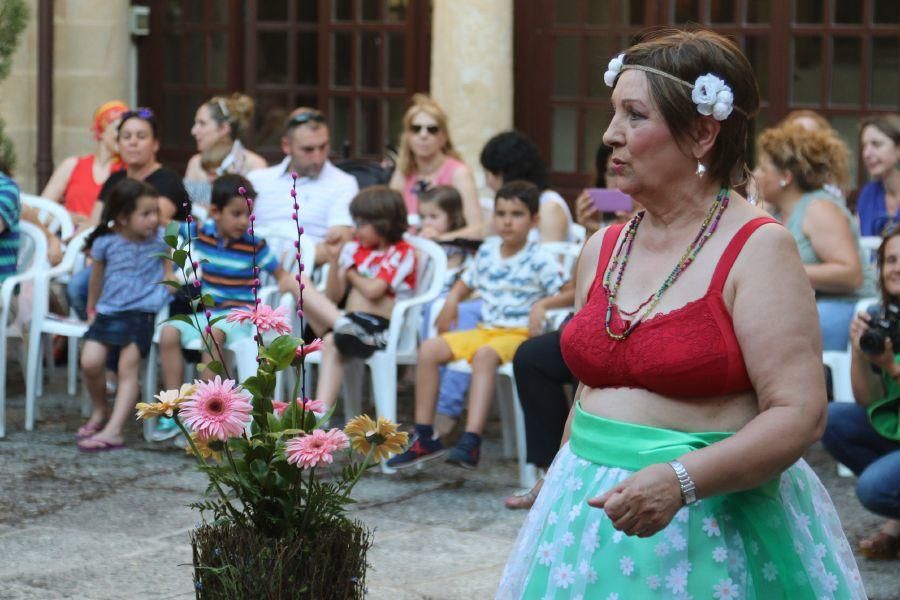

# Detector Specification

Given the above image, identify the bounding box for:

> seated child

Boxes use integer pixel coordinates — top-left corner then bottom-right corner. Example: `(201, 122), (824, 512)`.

(158, 174), (299, 389)
(299, 185), (417, 409)
(417, 185), (471, 285)
(77, 178), (173, 450)
(387, 180), (568, 469)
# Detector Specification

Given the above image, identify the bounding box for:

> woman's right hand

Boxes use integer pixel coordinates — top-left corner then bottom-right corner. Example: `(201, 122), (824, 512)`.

(851, 311), (897, 371)
(574, 189), (601, 236)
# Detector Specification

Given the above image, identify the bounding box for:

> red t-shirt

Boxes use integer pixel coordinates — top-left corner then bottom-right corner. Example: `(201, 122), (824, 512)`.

(340, 239), (417, 299)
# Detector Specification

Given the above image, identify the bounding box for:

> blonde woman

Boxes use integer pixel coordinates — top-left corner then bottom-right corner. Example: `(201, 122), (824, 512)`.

(389, 94), (482, 239)
(184, 93), (267, 205)
(754, 123), (874, 350)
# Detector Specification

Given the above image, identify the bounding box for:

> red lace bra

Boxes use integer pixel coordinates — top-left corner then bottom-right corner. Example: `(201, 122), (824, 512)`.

(560, 216), (778, 398)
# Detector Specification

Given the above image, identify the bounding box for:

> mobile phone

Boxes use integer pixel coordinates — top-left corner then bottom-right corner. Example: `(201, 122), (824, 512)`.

(588, 188), (633, 213)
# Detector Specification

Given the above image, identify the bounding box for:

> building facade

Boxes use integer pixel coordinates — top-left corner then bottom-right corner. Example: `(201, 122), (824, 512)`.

(2, 0), (897, 198)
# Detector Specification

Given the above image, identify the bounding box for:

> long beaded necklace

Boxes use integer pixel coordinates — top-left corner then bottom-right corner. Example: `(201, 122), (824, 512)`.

(603, 187), (730, 340)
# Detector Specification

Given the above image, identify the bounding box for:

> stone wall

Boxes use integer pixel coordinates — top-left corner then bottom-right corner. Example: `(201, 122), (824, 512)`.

(0, 0), (130, 194)
(430, 0), (513, 186)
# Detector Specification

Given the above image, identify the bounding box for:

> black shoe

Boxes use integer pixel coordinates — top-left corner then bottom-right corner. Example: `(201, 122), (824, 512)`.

(386, 435), (446, 469)
(445, 434), (481, 470)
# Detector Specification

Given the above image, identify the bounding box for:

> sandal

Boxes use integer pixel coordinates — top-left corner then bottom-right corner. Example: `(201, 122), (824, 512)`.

(859, 531), (900, 560)
(76, 421), (105, 440)
(504, 478), (544, 510)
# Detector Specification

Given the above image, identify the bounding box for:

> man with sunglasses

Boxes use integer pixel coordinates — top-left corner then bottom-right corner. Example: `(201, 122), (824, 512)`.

(248, 107), (358, 265)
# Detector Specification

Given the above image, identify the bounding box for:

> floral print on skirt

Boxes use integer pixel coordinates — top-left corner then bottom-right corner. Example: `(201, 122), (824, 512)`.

(497, 412), (866, 599)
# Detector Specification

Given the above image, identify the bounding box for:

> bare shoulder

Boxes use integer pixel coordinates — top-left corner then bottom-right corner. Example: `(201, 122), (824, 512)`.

(450, 161), (475, 184)
(575, 226), (609, 306)
(804, 195), (850, 226)
(244, 150), (267, 171)
(184, 154), (204, 178)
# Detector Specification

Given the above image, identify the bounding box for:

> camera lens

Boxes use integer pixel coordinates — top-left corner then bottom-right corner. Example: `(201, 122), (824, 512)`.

(860, 329), (887, 355)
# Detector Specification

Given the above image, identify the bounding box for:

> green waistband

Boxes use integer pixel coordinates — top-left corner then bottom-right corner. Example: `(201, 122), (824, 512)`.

(570, 402), (732, 469)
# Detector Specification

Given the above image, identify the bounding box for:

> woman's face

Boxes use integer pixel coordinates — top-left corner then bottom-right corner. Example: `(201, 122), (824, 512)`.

(419, 202), (451, 234)
(407, 111), (446, 163)
(601, 70), (696, 198)
(882, 236), (900, 298)
(751, 153), (788, 206)
(191, 104), (230, 152)
(861, 125), (899, 181)
(118, 118), (158, 168)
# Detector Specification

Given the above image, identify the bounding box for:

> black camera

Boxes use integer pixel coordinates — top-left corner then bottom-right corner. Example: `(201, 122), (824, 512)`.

(859, 303), (900, 355)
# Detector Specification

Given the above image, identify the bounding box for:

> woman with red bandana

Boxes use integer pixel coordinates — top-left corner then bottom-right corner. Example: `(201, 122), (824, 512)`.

(40, 100), (128, 226)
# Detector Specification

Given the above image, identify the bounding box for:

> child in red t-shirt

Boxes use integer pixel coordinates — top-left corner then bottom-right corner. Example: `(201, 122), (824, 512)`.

(301, 186), (416, 410)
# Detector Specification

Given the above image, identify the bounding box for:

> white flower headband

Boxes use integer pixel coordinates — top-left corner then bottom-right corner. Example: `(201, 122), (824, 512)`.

(604, 53), (746, 121)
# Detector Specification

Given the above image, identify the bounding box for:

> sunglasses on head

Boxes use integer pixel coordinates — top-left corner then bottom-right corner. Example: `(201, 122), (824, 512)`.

(288, 110), (325, 128)
(121, 107), (155, 121)
(410, 124), (440, 135)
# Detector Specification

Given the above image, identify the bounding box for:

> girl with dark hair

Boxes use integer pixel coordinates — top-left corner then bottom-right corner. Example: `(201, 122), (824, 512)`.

(77, 178), (172, 451)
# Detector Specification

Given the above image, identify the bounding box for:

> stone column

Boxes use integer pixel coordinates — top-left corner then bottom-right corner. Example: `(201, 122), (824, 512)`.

(430, 0), (513, 185)
(0, 0), (130, 193)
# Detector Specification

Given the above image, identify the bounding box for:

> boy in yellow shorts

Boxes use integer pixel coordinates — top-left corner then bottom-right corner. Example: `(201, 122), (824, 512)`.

(388, 181), (568, 469)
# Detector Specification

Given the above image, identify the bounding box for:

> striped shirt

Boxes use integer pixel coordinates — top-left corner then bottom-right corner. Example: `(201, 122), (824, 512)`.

(0, 173), (20, 284)
(181, 220), (280, 310)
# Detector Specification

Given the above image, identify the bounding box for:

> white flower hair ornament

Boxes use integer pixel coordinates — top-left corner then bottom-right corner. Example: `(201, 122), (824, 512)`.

(605, 53), (742, 122)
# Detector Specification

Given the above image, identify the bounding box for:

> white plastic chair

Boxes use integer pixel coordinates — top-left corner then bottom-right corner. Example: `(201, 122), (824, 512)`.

(423, 295), (536, 488)
(1, 222), (49, 437)
(569, 222), (587, 246)
(20, 193), (75, 240)
(541, 241), (582, 276)
(302, 236), (448, 432)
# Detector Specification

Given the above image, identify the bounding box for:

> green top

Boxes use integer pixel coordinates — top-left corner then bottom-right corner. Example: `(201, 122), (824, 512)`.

(781, 189), (875, 300)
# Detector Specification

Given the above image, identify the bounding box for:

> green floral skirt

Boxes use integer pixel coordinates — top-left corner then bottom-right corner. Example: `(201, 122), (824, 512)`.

(497, 404), (867, 599)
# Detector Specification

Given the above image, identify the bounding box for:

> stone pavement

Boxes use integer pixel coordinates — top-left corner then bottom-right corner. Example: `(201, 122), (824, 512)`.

(0, 375), (898, 599)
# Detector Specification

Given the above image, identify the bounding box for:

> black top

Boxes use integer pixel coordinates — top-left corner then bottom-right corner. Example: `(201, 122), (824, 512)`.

(99, 167), (190, 221)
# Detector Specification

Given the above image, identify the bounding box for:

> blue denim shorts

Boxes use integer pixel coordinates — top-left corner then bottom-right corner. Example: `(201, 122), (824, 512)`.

(84, 311), (156, 357)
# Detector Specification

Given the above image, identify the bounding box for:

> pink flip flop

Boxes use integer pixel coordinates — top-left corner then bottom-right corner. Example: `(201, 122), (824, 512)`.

(77, 437), (126, 452)
(76, 422), (105, 440)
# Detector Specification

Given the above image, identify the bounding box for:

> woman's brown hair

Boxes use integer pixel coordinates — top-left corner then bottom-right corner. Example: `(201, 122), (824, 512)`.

(614, 27), (760, 186)
(350, 185), (409, 244)
(876, 228), (900, 307)
(757, 123), (850, 193)
(395, 94), (462, 177)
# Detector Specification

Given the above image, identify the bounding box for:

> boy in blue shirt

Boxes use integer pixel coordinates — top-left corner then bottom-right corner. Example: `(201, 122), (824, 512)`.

(389, 181), (568, 469)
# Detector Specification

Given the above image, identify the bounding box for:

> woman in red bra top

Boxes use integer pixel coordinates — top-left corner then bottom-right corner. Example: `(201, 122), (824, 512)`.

(498, 28), (865, 599)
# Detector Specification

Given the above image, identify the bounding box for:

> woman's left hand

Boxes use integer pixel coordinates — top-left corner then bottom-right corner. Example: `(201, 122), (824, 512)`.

(587, 463), (683, 537)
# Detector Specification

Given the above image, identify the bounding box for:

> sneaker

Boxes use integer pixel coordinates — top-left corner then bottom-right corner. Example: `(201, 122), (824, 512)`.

(148, 416), (180, 442)
(385, 435), (446, 470)
(334, 313), (388, 349)
(445, 434), (481, 470)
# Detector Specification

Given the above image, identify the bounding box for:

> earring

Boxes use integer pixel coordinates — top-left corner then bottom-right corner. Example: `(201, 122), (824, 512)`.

(779, 179), (787, 188)
(695, 160), (706, 178)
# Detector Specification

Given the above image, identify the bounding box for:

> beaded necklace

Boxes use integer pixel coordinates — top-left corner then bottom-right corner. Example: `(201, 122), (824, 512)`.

(603, 187), (730, 340)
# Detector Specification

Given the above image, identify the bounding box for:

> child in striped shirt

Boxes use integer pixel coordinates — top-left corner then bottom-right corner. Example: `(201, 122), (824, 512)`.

(158, 175), (298, 387)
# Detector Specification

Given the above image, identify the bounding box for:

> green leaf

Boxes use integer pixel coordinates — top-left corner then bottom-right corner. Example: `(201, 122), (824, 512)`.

(250, 459), (268, 482)
(267, 412), (284, 433)
(172, 248), (188, 269)
(165, 220), (181, 240)
(201, 294), (215, 308)
(262, 335), (301, 371)
(165, 313), (197, 326)
(206, 360), (224, 375)
(163, 235), (179, 249)
(150, 251), (172, 262)
(160, 279), (182, 290)
(209, 314), (228, 327)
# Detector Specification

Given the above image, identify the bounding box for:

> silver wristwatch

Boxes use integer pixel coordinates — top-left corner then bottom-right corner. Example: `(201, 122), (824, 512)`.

(668, 460), (698, 505)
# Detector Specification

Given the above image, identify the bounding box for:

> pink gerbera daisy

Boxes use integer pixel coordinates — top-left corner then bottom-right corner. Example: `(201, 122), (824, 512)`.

(179, 376), (252, 441)
(295, 338), (324, 358)
(285, 428), (349, 469)
(226, 304), (292, 335)
(272, 397), (327, 418)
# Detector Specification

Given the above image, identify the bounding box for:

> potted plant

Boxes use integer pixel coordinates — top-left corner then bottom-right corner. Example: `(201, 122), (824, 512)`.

(136, 182), (407, 599)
